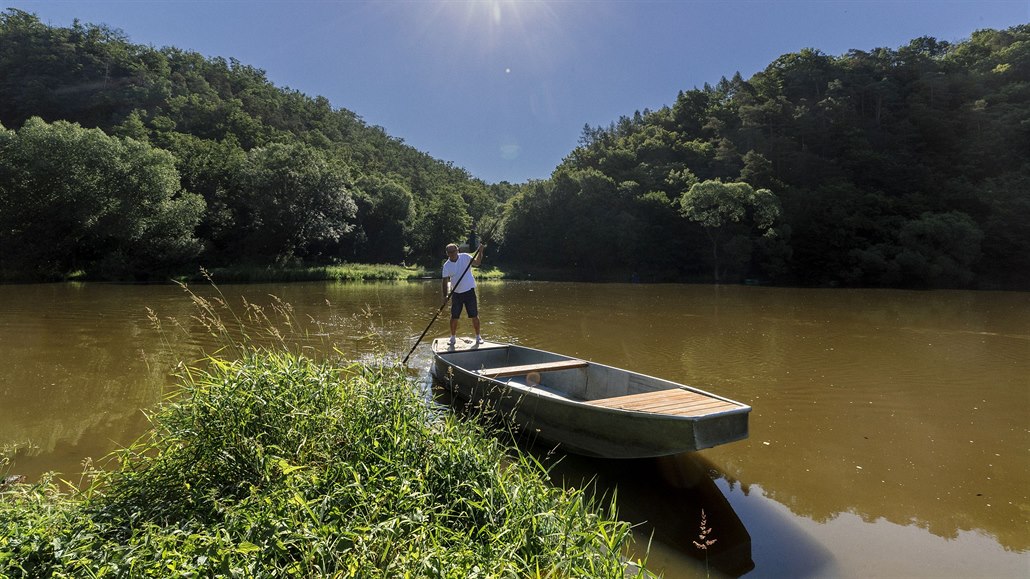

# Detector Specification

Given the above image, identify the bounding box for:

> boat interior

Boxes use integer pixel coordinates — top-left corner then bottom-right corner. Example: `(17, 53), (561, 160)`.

(433, 339), (747, 418)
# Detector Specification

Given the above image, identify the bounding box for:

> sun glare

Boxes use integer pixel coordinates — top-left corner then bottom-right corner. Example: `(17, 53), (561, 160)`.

(470, 0), (530, 26)
(443, 0), (559, 53)
(489, 1), (503, 25)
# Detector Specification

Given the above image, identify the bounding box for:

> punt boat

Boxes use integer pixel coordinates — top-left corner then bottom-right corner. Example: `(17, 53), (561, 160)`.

(431, 338), (751, 459)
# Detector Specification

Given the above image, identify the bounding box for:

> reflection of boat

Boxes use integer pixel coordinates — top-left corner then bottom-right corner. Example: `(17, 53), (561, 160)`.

(546, 451), (755, 577)
(431, 338), (750, 458)
(515, 445), (752, 577)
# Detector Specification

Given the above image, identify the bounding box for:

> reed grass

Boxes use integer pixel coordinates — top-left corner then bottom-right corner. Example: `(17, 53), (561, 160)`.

(693, 508), (717, 578)
(0, 282), (647, 577)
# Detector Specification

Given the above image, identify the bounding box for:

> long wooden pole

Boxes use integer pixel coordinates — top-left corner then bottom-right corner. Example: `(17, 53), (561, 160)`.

(402, 224), (494, 365)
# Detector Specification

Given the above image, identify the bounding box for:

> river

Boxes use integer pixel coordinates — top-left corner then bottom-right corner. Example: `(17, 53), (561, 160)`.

(0, 280), (1027, 577)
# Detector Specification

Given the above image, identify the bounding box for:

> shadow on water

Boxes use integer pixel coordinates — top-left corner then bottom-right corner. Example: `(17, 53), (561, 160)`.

(538, 447), (756, 578)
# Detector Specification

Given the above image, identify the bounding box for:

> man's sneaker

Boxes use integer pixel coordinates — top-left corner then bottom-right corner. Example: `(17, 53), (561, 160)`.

(475, 335), (484, 344)
(448, 335), (456, 346)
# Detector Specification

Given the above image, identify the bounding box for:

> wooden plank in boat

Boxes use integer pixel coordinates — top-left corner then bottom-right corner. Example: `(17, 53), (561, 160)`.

(477, 359), (588, 378)
(587, 388), (741, 417)
(432, 338), (508, 353)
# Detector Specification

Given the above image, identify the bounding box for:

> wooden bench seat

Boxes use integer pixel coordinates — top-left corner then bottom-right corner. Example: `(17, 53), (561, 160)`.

(476, 359), (588, 379)
(587, 388), (742, 417)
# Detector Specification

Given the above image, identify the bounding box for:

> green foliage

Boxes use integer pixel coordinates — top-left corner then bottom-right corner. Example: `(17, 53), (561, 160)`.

(975, 168), (1030, 287)
(409, 187), (472, 264)
(679, 181), (782, 282)
(0, 9), (500, 278)
(351, 174), (414, 263)
(192, 263), (432, 283)
(502, 23), (1029, 287)
(895, 211), (984, 286)
(229, 141), (358, 264)
(0, 352), (646, 577)
(0, 117), (204, 280)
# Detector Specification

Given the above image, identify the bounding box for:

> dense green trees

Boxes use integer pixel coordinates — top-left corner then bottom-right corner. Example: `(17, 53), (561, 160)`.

(1, 8), (1026, 288)
(0, 9), (497, 279)
(230, 142), (358, 264)
(351, 173), (413, 263)
(0, 118), (204, 279)
(499, 24), (1029, 288)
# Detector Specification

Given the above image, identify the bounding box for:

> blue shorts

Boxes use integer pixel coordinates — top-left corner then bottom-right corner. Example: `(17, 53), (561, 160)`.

(451, 288), (479, 319)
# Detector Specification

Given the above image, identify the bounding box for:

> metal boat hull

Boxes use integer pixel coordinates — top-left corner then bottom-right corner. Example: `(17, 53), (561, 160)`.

(431, 339), (750, 459)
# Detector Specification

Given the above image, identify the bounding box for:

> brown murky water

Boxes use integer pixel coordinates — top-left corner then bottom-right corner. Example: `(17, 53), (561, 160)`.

(1, 281), (1027, 577)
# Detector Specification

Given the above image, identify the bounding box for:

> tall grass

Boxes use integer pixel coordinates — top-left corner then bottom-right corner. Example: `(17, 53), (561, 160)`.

(0, 284), (648, 577)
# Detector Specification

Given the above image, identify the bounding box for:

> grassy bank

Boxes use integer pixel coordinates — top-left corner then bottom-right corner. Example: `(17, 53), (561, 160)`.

(179, 264), (507, 284)
(0, 350), (648, 577)
(2, 263), (509, 284)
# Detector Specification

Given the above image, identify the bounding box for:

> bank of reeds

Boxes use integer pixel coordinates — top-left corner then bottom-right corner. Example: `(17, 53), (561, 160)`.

(0, 351), (646, 576)
(183, 263), (506, 284)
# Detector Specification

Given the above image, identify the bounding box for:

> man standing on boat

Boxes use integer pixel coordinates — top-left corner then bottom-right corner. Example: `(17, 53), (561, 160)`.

(442, 241), (485, 346)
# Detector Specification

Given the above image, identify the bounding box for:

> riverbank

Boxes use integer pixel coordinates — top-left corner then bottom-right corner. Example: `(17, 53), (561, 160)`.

(0, 263), (508, 285)
(0, 349), (649, 576)
(7, 262), (1022, 289)
(182, 263), (507, 284)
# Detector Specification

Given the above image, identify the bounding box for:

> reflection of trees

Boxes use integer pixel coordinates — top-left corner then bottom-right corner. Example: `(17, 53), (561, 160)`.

(677, 287), (1030, 552)
(0, 286), (185, 478)
(2, 282), (1025, 556)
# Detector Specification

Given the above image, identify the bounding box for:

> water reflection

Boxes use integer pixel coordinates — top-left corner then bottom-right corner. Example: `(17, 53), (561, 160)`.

(544, 450), (758, 578)
(0, 283), (183, 480)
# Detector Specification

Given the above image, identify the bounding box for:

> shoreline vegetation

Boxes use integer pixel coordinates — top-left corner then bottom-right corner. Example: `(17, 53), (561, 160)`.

(0, 288), (651, 577)
(183, 264), (509, 285)
(0, 264), (508, 285)
(180, 265), (680, 285)
(2, 261), (746, 286)
(1, 262), (679, 286)
(0, 352), (648, 576)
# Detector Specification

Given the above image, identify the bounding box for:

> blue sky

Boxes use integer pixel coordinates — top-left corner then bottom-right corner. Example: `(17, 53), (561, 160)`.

(14, 1), (1029, 184)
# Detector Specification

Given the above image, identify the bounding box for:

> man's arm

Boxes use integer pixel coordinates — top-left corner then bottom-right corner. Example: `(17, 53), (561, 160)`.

(472, 243), (485, 267)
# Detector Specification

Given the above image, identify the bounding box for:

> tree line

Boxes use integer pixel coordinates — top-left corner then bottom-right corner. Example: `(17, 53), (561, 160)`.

(498, 26), (1029, 288)
(1, 9), (1027, 288)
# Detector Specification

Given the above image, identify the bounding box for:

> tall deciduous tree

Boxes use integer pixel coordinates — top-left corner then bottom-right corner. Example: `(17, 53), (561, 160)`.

(351, 173), (413, 263)
(679, 180), (781, 282)
(895, 211), (983, 286)
(230, 141), (357, 264)
(409, 186), (471, 265)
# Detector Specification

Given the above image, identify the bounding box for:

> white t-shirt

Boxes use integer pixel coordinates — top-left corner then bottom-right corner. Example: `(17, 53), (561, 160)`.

(442, 253), (477, 294)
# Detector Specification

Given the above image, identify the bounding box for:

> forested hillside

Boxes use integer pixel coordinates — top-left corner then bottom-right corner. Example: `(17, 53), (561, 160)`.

(498, 25), (1030, 288)
(0, 9), (502, 280)
(1, 8), (1027, 288)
